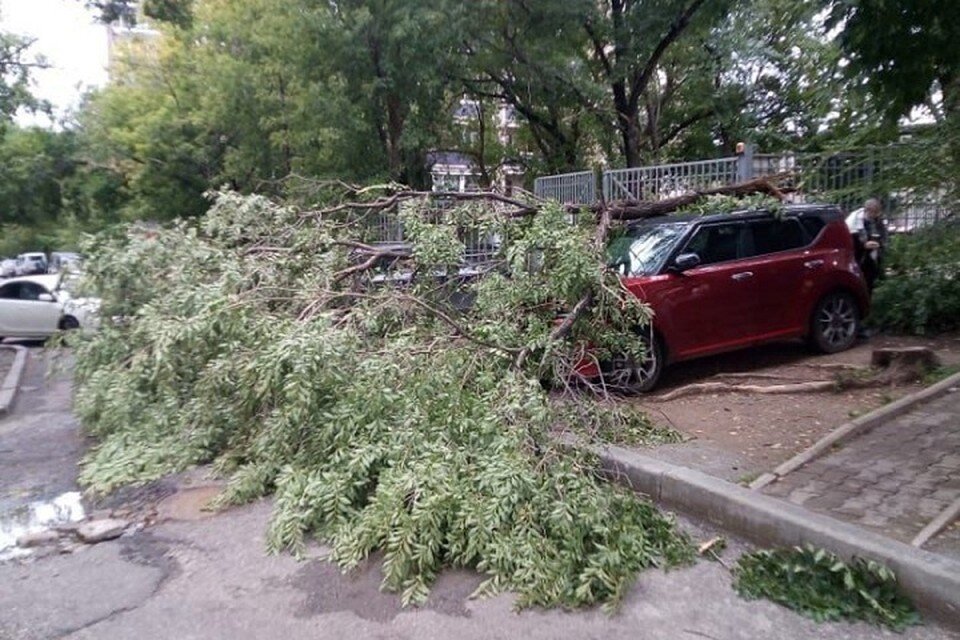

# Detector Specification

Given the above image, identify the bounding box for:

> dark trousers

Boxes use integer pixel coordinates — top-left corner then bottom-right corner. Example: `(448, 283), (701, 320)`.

(862, 257), (882, 294)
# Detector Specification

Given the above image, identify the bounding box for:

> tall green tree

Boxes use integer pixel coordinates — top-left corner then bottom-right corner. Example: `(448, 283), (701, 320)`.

(828, 0), (960, 121)
(461, 0), (737, 170)
(87, 0), (193, 27)
(671, 0), (880, 156)
(0, 19), (47, 129)
(827, 0), (960, 199)
(310, 0), (459, 183)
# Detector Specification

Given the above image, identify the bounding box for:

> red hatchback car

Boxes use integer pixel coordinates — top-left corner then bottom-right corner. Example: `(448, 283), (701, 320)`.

(593, 204), (870, 392)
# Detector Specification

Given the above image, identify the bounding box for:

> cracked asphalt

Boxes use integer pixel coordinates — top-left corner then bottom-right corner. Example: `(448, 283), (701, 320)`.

(1, 348), (958, 640)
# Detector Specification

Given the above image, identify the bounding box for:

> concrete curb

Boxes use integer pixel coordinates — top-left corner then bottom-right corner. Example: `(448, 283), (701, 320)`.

(0, 344), (28, 417)
(750, 370), (960, 490)
(596, 444), (960, 627)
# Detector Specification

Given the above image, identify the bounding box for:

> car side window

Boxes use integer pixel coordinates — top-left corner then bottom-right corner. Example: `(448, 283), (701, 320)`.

(799, 216), (826, 242)
(17, 283), (47, 301)
(0, 283), (20, 299)
(682, 223), (743, 265)
(745, 219), (806, 257)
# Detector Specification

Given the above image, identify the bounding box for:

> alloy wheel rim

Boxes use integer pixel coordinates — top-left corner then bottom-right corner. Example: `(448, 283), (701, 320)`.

(610, 343), (657, 388)
(818, 296), (856, 348)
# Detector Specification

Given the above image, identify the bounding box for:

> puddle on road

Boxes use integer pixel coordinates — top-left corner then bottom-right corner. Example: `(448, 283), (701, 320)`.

(156, 486), (222, 521)
(0, 491), (85, 560)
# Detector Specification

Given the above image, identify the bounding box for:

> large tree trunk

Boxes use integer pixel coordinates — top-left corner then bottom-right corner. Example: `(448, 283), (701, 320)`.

(385, 92), (405, 180)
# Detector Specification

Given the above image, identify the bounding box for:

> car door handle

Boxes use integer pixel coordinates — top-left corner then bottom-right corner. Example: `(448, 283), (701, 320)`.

(731, 271), (754, 281)
(804, 259), (824, 269)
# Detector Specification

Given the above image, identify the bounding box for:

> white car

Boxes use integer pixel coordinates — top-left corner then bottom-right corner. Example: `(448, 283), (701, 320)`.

(0, 259), (16, 278)
(0, 274), (100, 341)
(15, 253), (48, 276)
(48, 251), (83, 274)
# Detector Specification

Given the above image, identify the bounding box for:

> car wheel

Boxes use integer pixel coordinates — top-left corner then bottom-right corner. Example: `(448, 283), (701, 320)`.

(810, 292), (859, 354)
(59, 315), (80, 331)
(604, 333), (663, 393)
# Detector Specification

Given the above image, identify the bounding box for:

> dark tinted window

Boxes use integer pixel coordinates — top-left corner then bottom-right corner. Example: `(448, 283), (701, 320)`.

(747, 219), (806, 256)
(799, 216), (826, 241)
(682, 223), (743, 265)
(0, 282), (48, 300)
(18, 283), (47, 300)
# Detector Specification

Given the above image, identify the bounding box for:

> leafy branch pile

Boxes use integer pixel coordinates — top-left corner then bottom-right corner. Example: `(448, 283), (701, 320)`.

(74, 187), (695, 609)
(733, 546), (919, 631)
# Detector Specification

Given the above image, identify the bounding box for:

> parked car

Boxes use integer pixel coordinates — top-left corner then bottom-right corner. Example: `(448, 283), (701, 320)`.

(0, 274), (100, 341)
(48, 251), (83, 274)
(0, 258), (16, 278)
(585, 204), (869, 392)
(15, 252), (48, 276)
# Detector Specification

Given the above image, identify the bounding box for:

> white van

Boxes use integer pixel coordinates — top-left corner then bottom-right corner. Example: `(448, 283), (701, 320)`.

(15, 253), (48, 276)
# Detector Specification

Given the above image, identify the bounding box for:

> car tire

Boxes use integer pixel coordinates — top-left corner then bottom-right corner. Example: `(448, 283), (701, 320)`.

(810, 291), (859, 354)
(604, 332), (664, 394)
(59, 315), (80, 331)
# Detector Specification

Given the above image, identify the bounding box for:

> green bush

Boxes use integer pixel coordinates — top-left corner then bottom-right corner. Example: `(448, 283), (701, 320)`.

(868, 221), (960, 334)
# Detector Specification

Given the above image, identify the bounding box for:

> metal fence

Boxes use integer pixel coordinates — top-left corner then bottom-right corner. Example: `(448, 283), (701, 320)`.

(533, 170), (596, 204)
(534, 142), (954, 233)
(753, 146), (951, 232)
(359, 198), (502, 266)
(602, 156), (746, 202)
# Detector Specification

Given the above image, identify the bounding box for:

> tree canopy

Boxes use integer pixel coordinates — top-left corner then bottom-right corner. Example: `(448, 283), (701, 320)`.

(828, 0), (960, 121)
(1, 0), (955, 254)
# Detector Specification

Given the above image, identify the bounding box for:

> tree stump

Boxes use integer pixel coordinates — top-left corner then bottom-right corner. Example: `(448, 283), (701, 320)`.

(870, 347), (941, 384)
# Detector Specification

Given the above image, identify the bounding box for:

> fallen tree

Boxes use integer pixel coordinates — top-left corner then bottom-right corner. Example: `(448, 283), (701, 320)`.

(73, 179), (787, 609)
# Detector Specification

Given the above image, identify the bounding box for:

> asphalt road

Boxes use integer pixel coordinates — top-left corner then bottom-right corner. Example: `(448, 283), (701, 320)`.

(0, 346), (82, 515)
(1, 349), (957, 640)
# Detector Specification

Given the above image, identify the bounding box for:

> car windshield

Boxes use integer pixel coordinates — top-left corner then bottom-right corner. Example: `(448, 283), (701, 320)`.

(607, 222), (689, 276)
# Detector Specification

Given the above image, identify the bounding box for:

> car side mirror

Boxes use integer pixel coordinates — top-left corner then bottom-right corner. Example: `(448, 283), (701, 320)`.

(671, 252), (701, 272)
(37, 293), (56, 302)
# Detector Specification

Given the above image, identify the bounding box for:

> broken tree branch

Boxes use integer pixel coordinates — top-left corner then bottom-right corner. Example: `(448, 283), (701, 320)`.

(331, 247), (409, 284)
(397, 293), (521, 356)
(306, 189), (539, 218)
(514, 207), (613, 370)
(656, 380), (838, 401)
(584, 173), (794, 221)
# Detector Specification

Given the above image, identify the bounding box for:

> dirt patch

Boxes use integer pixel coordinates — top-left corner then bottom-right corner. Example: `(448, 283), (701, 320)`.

(630, 334), (960, 482)
(91, 466), (228, 527)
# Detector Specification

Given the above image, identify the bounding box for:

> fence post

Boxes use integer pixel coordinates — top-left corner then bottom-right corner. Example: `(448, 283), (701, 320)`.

(736, 143), (755, 182)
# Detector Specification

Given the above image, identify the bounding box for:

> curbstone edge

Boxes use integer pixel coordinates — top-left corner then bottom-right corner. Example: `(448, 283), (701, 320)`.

(595, 443), (960, 628)
(0, 344), (29, 417)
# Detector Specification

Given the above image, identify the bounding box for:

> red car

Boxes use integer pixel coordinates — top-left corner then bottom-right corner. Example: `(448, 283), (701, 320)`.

(590, 204), (869, 392)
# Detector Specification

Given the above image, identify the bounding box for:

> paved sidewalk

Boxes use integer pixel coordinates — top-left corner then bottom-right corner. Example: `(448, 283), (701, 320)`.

(763, 389), (960, 558)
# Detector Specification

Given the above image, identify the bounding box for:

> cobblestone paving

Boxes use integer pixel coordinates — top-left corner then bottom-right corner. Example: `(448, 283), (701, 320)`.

(763, 389), (960, 557)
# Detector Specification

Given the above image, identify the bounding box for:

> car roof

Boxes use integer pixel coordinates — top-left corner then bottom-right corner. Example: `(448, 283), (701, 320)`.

(628, 203), (842, 229)
(1, 274), (62, 289)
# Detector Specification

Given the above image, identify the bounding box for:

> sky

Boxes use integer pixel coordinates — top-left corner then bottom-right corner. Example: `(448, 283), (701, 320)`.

(1, 0), (109, 126)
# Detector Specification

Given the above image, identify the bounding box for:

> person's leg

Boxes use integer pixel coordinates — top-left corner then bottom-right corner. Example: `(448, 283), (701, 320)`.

(858, 259), (878, 339)
(862, 259), (878, 294)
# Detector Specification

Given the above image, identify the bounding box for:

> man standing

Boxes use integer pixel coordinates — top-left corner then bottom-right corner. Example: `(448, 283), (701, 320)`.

(857, 198), (888, 294)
